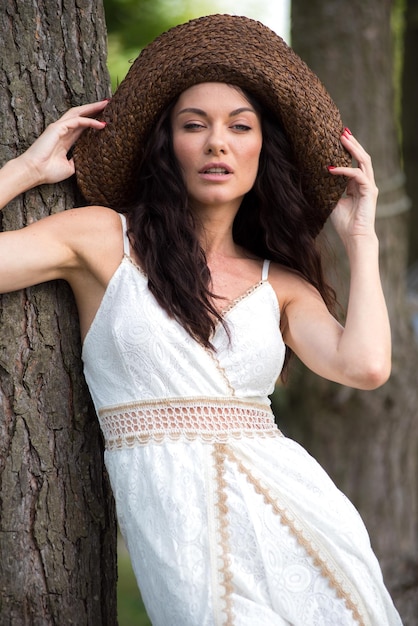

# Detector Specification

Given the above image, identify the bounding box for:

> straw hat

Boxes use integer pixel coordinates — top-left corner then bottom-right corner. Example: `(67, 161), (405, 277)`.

(74, 14), (350, 235)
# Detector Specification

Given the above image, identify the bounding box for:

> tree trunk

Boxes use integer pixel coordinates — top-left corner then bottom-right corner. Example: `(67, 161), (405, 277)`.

(278, 1), (418, 622)
(0, 1), (117, 624)
(402, 0), (418, 264)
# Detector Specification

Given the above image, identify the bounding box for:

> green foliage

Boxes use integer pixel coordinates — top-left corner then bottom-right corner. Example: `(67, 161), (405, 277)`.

(103, 0), (219, 89)
(105, 0), (190, 49)
(117, 541), (151, 625)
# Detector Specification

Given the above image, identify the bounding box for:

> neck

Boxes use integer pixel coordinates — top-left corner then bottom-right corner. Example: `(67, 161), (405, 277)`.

(193, 200), (242, 257)
(196, 216), (239, 258)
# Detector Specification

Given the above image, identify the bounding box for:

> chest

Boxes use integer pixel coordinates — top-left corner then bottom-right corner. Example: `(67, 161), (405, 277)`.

(207, 256), (267, 315)
(82, 258), (286, 406)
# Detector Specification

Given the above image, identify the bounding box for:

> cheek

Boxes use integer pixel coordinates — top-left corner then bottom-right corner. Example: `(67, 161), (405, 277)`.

(173, 138), (196, 174)
(172, 138), (185, 168)
(242, 134), (262, 160)
(246, 141), (262, 174)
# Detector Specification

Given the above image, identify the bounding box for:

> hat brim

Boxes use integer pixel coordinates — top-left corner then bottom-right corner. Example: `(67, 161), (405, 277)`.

(74, 14), (350, 235)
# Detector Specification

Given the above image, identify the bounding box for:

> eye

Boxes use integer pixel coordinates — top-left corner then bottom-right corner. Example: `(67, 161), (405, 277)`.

(184, 122), (205, 130)
(232, 124), (251, 131)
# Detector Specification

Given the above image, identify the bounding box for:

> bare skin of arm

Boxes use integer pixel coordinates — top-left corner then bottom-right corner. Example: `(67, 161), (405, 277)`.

(276, 132), (391, 389)
(0, 102), (125, 339)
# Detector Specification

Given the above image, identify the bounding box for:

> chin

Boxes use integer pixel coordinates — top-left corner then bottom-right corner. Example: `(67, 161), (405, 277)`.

(191, 193), (245, 213)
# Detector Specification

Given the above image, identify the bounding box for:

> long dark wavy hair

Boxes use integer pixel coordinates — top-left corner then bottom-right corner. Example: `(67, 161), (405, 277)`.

(124, 87), (336, 378)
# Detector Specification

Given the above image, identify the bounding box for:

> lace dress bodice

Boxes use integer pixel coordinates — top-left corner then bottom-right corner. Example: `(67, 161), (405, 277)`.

(82, 252), (285, 413)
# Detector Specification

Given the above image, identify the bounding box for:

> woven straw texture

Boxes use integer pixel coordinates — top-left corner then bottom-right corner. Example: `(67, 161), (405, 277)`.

(74, 14), (351, 235)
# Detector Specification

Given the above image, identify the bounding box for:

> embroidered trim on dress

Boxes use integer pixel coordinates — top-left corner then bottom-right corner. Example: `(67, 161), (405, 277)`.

(219, 280), (264, 318)
(125, 253), (146, 276)
(204, 347), (236, 397)
(98, 397), (282, 450)
(209, 279), (277, 396)
(212, 444), (235, 625)
(209, 281), (271, 398)
(224, 446), (371, 626)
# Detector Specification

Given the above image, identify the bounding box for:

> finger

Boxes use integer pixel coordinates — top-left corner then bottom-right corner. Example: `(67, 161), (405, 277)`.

(340, 130), (375, 179)
(51, 116), (107, 141)
(328, 142), (374, 183)
(25, 115), (106, 161)
(63, 116), (107, 131)
(66, 158), (76, 176)
(328, 162), (377, 191)
(65, 120), (107, 150)
(60, 100), (110, 122)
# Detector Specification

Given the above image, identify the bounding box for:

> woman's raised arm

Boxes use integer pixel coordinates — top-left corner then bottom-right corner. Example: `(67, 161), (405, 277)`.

(0, 101), (108, 210)
(282, 130), (391, 390)
(0, 101), (108, 293)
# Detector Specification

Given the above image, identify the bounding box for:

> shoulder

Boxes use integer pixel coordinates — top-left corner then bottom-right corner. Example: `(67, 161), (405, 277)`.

(45, 205), (124, 257)
(50, 204), (122, 235)
(32, 205), (127, 286)
(31, 204), (122, 242)
(267, 261), (321, 303)
(267, 261), (328, 337)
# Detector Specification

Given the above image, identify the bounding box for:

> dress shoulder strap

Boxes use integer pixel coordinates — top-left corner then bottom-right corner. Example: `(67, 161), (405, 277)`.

(261, 259), (270, 281)
(118, 213), (130, 257)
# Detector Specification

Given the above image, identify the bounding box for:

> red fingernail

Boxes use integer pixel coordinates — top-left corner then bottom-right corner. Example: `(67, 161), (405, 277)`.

(100, 121), (108, 126)
(327, 165), (336, 171)
(343, 127), (352, 135)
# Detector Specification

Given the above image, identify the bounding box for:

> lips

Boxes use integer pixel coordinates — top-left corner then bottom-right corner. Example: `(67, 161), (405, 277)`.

(204, 167), (229, 174)
(199, 162), (233, 175)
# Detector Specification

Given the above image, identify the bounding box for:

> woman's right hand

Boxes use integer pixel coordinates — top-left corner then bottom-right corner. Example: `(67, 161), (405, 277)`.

(17, 100), (109, 186)
(0, 101), (111, 298)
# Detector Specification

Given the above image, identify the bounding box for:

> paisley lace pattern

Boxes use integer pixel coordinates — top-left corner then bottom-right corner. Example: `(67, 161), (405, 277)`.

(82, 256), (285, 410)
(106, 434), (402, 625)
(221, 444), (370, 626)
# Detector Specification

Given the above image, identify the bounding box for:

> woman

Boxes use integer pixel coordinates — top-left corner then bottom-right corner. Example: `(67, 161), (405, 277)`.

(0, 14), (402, 626)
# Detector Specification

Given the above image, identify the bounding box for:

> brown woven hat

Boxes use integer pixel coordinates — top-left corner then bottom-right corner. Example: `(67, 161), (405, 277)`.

(74, 14), (350, 235)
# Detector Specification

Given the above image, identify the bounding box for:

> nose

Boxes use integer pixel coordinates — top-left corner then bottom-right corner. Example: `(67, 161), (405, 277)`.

(205, 128), (227, 155)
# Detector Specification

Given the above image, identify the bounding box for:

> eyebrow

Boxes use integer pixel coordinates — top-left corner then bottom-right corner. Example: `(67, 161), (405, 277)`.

(176, 107), (257, 117)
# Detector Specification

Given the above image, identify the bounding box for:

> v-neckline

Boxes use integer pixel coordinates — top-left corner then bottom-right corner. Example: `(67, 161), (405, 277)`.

(125, 254), (268, 318)
(216, 279), (265, 318)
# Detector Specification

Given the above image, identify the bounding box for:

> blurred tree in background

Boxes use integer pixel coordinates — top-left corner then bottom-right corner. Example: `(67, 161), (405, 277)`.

(103, 0), (198, 88)
(402, 0), (418, 266)
(282, 1), (418, 623)
(105, 0), (207, 47)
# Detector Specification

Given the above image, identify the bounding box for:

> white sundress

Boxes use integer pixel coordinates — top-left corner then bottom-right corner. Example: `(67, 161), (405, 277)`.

(81, 214), (402, 626)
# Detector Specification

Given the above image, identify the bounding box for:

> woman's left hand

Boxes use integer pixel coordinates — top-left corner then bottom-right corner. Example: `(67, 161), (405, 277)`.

(328, 129), (378, 246)
(285, 129), (390, 390)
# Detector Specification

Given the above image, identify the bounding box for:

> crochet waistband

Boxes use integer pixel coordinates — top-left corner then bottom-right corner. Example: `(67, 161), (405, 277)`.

(98, 397), (282, 449)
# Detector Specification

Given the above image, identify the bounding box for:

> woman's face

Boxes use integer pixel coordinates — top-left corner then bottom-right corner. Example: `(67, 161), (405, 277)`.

(171, 83), (262, 216)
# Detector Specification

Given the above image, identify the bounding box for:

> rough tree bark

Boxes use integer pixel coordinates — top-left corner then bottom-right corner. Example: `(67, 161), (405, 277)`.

(277, 1), (418, 623)
(0, 1), (117, 624)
